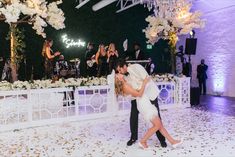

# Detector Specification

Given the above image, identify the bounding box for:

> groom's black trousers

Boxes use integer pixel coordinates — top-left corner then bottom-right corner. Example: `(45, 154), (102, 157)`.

(130, 98), (166, 143)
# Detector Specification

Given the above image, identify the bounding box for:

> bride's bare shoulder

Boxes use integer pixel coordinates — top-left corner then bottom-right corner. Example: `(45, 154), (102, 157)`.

(123, 82), (138, 97)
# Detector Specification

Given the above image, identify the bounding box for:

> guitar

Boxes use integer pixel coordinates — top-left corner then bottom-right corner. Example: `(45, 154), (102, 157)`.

(86, 55), (96, 67)
(86, 59), (96, 67)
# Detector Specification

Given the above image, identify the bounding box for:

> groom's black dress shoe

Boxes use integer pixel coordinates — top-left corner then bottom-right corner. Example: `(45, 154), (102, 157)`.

(127, 139), (136, 146)
(160, 141), (167, 148)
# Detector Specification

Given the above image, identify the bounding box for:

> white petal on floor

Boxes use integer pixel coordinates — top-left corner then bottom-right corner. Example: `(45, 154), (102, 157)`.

(0, 108), (234, 157)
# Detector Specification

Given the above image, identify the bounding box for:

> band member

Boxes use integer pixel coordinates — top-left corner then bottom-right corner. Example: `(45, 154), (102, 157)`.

(145, 58), (155, 75)
(85, 42), (97, 77)
(0, 57), (5, 80)
(133, 42), (145, 60)
(41, 39), (60, 79)
(55, 55), (68, 78)
(1, 58), (11, 81)
(95, 44), (108, 77)
(107, 43), (119, 74)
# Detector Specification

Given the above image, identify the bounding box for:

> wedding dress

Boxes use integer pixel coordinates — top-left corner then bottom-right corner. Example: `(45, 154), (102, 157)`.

(136, 94), (158, 122)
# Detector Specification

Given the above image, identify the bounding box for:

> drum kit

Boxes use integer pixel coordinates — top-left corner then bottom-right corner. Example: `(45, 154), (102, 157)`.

(58, 58), (80, 78)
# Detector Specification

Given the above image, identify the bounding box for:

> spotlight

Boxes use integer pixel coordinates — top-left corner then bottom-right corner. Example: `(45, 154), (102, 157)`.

(190, 30), (195, 38)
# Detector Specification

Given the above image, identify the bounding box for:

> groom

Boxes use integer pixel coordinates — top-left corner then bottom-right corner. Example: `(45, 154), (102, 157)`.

(115, 59), (167, 147)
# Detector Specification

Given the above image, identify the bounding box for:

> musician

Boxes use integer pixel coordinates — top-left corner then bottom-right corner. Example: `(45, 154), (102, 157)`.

(107, 43), (119, 74)
(55, 55), (68, 78)
(1, 58), (11, 81)
(0, 57), (5, 80)
(145, 58), (155, 75)
(42, 39), (60, 79)
(95, 44), (108, 77)
(85, 42), (97, 77)
(133, 42), (145, 60)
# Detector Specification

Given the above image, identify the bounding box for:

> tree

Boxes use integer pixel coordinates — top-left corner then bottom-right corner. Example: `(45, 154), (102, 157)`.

(0, 0), (65, 81)
(143, 0), (205, 74)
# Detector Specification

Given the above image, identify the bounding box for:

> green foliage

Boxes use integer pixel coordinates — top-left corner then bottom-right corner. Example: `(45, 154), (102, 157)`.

(6, 26), (26, 65)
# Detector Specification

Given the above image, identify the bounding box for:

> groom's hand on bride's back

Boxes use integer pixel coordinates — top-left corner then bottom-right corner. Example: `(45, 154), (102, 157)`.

(143, 77), (150, 85)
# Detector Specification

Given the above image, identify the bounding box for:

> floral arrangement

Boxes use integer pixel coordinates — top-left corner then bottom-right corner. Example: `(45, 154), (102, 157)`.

(143, 0), (205, 45)
(0, 74), (183, 91)
(0, 77), (108, 91)
(0, 0), (65, 38)
(151, 73), (178, 82)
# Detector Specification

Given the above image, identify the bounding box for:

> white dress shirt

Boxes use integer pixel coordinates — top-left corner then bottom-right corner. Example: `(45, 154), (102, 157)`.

(126, 64), (160, 100)
(135, 50), (140, 59)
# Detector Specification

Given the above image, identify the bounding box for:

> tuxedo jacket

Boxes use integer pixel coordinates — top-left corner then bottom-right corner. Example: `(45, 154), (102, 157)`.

(197, 64), (208, 80)
(125, 64), (160, 100)
(127, 50), (145, 60)
(134, 50), (145, 60)
(85, 49), (96, 61)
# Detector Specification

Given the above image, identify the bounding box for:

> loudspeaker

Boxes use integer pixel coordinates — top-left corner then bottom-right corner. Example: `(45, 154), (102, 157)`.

(190, 87), (200, 106)
(185, 38), (197, 55)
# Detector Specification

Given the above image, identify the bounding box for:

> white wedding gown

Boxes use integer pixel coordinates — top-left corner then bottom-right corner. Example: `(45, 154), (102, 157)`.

(136, 94), (158, 122)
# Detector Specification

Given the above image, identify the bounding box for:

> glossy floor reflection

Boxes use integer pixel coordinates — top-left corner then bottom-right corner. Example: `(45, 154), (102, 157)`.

(193, 95), (235, 116)
(0, 95), (234, 157)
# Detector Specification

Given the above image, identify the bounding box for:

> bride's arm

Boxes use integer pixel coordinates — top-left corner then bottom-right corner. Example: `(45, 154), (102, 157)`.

(124, 77), (150, 97)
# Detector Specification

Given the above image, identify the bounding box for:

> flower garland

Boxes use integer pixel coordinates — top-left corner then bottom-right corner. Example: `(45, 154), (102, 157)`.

(0, 74), (182, 91)
(0, 77), (108, 91)
(151, 73), (179, 82)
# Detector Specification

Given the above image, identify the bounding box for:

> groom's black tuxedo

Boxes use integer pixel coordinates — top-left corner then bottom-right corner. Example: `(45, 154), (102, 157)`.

(124, 63), (166, 146)
(130, 98), (166, 143)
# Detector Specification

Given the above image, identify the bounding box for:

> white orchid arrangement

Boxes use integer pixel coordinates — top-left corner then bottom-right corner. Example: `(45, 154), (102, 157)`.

(143, 0), (205, 45)
(0, 77), (108, 91)
(0, 74), (180, 91)
(151, 73), (178, 82)
(0, 0), (65, 38)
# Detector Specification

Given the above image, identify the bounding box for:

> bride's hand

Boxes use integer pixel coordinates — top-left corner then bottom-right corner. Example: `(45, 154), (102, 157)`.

(54, 51), (61, 56)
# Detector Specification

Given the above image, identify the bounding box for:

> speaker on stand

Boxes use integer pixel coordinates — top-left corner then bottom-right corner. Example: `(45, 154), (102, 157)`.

(184, 38), (197, 77)
(184, 37), (200, 106)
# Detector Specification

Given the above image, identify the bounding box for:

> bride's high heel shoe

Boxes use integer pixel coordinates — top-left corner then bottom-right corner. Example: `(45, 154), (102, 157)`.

(138, 141), (148, 150)
(172, 138), (184, 148)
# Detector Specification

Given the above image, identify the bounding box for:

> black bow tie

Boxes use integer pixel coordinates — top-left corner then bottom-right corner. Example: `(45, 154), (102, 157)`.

(124, 72), (129, 76)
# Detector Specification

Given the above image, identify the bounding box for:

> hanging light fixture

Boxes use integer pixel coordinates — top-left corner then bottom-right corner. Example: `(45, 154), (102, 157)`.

(92, 0), (117, 11)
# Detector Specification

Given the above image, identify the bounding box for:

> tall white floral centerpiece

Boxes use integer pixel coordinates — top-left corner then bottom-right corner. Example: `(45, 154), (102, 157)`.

(142, 0), (205, 73)
(0, 0), (65, 81)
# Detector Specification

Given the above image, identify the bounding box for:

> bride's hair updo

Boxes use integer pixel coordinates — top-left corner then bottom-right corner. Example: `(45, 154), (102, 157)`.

(115, 77), (124, 96)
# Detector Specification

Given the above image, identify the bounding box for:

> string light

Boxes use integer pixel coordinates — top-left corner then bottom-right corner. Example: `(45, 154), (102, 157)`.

(61, 34), (86, 48)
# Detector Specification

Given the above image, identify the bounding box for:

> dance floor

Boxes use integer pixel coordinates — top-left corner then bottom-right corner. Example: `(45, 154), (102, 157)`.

(0, 95), (234, 157)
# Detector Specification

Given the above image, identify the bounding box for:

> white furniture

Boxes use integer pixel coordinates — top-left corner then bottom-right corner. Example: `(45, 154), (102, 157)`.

(0, 75), (190, 132)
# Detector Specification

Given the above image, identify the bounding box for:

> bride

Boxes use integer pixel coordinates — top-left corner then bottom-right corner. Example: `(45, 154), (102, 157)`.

(115, 74), (183, 149)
